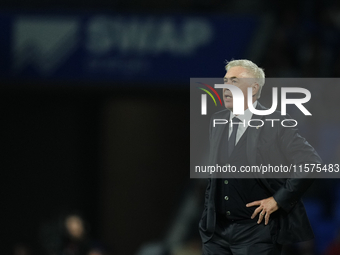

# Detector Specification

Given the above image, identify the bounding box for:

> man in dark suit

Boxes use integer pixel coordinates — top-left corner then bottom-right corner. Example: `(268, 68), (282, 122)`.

(199, 59), (322, 255)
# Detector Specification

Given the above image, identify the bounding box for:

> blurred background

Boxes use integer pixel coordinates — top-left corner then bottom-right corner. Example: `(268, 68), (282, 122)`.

(2, 0), (340, 254)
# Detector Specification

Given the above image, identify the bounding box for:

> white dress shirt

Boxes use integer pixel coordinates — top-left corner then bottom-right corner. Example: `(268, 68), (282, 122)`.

(228, 101), (258, 145)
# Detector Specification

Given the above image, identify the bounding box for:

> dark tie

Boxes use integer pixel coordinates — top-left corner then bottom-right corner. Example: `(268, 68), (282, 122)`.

(228, 117), (240, 157)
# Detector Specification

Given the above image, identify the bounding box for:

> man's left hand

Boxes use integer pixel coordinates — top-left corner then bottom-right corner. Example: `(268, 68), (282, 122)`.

(246, 197), (279, 225)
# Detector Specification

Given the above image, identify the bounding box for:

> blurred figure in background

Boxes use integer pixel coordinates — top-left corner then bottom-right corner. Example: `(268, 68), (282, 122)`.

(61, 214), (91, 255)
(39, 212), (110, 255)
(12, 243), (31, 255)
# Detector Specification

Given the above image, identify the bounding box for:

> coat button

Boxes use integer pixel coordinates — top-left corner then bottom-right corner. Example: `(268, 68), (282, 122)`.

(224, 180), (229, 184)
(226, 211), (231, 216)
(224, 196), (229, 200)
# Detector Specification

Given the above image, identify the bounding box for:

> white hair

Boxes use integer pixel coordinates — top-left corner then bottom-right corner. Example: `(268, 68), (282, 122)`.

(225, 59), (265, 99)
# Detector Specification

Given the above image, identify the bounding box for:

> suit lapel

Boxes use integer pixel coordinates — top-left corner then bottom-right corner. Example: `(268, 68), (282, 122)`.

(210, 104), (266, 166)
(210, 110), (230, 166)
(246, 102), (266, 166)
(210, 110), (230, 199)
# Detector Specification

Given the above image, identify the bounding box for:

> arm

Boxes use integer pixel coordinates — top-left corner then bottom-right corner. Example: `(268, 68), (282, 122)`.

(248, 117), (322, 223)
(273, 118), (322, 213)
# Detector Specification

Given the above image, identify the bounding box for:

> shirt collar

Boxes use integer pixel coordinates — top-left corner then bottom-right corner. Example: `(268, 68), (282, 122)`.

(229, 101), (258, 123)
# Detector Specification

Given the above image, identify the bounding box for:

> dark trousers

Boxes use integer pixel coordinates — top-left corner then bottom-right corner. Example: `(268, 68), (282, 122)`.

(202, 215), (282, 255)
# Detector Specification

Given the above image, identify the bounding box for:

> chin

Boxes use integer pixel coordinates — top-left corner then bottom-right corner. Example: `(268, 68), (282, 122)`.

(224, 102), (233, 110)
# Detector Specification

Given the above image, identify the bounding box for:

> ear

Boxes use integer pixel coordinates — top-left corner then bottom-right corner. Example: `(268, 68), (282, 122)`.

(252, 83), (260, 97)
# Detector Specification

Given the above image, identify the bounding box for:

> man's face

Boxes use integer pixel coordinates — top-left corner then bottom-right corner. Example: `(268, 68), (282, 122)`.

(223, 66), (256, 111)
